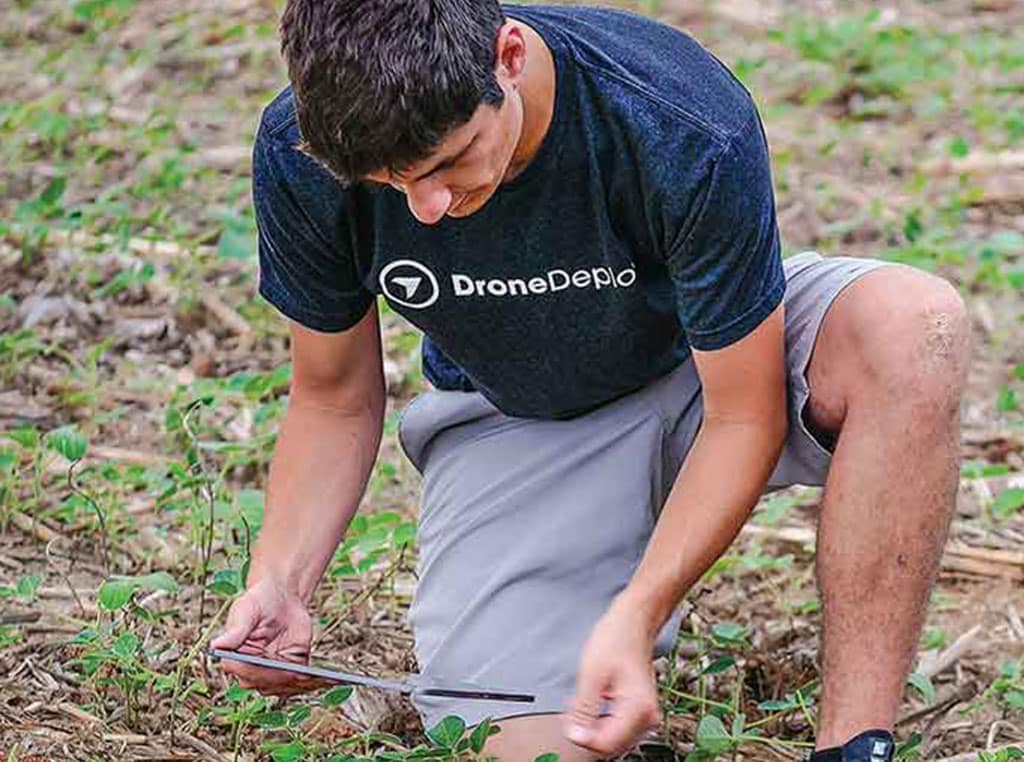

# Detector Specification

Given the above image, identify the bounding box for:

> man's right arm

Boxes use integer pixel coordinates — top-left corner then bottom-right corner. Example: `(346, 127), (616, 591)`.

(211, 304), (385, 693)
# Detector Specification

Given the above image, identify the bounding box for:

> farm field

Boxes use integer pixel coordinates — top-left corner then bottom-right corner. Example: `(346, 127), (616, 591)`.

(1, 0), (1023, 759)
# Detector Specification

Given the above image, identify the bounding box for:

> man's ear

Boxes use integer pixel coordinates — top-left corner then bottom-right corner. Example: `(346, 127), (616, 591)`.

(494, 22), (527, 86)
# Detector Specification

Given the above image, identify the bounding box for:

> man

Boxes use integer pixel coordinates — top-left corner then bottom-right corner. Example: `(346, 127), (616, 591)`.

(210, 2), (971, 760)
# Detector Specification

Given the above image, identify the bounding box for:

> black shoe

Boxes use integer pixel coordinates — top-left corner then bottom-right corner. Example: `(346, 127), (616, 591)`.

(808, 729), (895, 762)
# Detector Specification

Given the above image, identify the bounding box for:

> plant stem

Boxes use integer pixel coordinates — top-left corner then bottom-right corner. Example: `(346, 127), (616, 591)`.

(69, 458), (109, 574)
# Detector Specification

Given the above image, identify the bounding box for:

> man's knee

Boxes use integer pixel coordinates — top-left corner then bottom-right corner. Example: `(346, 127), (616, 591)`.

(830, 267), (971, 415)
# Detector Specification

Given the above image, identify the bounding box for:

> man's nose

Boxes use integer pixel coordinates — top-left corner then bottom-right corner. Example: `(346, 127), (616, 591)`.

(405, 180), (453, 225)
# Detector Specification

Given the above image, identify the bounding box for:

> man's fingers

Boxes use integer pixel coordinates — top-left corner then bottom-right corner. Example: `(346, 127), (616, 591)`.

(566, 660), (608, 747)
(220, 660), (328, 694)
(210, 598), (259, 650)
(582, 697), (661, 756)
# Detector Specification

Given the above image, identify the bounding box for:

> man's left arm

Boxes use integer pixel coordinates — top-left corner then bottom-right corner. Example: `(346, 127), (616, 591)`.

(566, 303), (788, 755)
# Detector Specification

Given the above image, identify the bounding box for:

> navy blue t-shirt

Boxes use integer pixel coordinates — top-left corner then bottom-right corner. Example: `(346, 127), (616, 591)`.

(254, 5), (784, 419)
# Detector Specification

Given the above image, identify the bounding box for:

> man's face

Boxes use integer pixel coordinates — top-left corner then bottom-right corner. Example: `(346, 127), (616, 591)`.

(363, 83), (525, 225)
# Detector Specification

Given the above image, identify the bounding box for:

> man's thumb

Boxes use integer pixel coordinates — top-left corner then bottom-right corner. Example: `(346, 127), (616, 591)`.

(210, 597), (259, 650)
(566, 664), (606, 746)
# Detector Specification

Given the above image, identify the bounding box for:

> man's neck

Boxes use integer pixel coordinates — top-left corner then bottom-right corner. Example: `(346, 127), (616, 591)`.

(506, 21), (556, 180)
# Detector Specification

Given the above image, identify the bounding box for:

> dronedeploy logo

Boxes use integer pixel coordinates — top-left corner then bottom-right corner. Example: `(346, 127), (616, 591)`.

(379, 259), (441, 309)
(379, 259), (637, 310)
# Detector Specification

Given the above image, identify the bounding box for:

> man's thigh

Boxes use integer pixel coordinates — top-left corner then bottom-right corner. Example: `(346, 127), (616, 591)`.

(398, 388), (684, 732)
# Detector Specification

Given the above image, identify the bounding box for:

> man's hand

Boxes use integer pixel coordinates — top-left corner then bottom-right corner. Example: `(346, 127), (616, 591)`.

(565, 594), (661, 756)
(210, 579), (329, 696)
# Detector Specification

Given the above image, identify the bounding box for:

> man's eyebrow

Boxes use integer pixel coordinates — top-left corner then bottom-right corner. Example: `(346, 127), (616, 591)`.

(402, 133), (478, 183)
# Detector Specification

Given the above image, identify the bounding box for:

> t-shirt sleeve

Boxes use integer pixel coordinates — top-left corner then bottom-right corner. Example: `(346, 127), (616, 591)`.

(665, 111), (784, 351)
(253, 127), (374, 333)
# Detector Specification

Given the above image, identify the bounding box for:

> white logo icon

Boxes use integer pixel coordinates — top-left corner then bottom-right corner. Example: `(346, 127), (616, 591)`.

(379, 259), (439, 309)
(392, 276), (423, 300)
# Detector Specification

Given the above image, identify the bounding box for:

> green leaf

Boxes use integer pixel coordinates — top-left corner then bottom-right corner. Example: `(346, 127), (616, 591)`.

(695, 714), (734, 754)
(7, 427), (39, 449)
(997, 385), (1020, 412)
(15, 574), (42, 602)
(71, 629), (98, 645)
(992, 488), (1024, 520)
(207, 569), (242, 597)
(731, 713), (745, 738)
(469, 718), (500, 753)
(98, 578), (136, 610)
(393, 522), (417, 547)
(46, 425), (88, 461)
(322, 685), (353, 707)
(133, 571), (179, 593)
(895, 731), (923, 760)
(265, 741), (306, 762)
(710, 622), (747, 645)
(39, 176), (67, 207)
(427, 715), (466, 747)
(907, 672), (936, 704)
(99, 572), (178, 611)
(287, 704), (312, 726)
(533, 754), (560, 762)
(701, 656), (736, 675)
(216, 211), (257, 260)
(112, 631), (141, 659)
(254, 710), (288, 729)
(948, 135), (970, 158)
(757, 698), (798, 712)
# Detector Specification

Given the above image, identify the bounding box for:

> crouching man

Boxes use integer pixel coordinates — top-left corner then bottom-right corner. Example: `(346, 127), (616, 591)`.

(212, 2), (971, 760)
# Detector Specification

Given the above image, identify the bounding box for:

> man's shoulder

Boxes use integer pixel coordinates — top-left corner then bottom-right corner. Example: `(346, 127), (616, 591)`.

(513, 4), (756, 144)
(257, 86), (300, 146)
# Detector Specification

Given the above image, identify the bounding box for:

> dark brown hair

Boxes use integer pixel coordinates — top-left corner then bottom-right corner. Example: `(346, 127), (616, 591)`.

(280, 0), (506, 184)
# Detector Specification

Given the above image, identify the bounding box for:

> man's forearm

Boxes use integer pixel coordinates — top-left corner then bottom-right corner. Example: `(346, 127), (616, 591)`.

(247, 391), (384, 603)
(623, 415), (787, 639)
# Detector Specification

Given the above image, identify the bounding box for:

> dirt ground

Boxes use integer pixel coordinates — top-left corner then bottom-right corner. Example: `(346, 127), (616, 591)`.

(1, 0), (1022, 760)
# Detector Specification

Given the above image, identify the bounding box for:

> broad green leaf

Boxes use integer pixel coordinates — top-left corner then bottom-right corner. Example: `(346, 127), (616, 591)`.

(992, 488), (1024, 520)
(710, 622), (747, 645)
(321, 685), (353, 707)
(907, 672), (936, 704)
(16, 574), (42, 602)
(7, 427), (39, 449)
(287, 704), (312, 726)
(47, 425), (88, 461)
(98, 578), (136, 611)
(701, 656), (736, 675)
(757, 697), (798, 712)
(731, 713), (745, 738)
(71, 629), (98, 644)
(393, 522), (417, 547)
(207, 569), (242, 597)
(469, 718), (500, 753)
(254, 710), (288, 729)
(695, 714), (733, 755)
(427, 715), (466, 747)
(997, 386), (1020, 412)
(265, 741), (306, 762)
(534, 754), (560, 762)
(39, 176), (67, 207)
(225, 683), (252, 702)
(133, 571), (179, 594)
(113, 631), (140, 659)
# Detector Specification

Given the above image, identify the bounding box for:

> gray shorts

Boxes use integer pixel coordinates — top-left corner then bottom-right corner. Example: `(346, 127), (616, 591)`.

(398, 252), (893, 730)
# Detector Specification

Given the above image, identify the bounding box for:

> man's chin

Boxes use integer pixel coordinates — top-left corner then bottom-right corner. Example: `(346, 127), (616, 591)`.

(446, 191), (494, 218)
